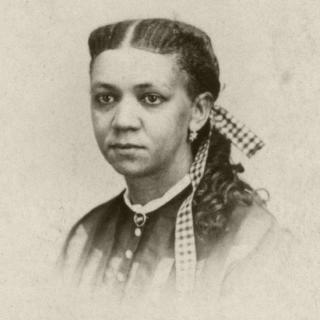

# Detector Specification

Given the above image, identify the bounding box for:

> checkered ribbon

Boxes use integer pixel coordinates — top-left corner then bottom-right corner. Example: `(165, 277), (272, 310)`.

(175, 106), (264, 294)
(212, 105), (265, 157)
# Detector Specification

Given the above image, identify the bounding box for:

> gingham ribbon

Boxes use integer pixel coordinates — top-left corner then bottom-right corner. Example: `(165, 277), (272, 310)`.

(175, 106), (264, 294)
(212, 105), (265, 157)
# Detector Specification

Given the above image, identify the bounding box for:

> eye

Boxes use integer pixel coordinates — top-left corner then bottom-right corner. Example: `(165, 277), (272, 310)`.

(141, 93), (164, 106)
(95, 94), (116, 105)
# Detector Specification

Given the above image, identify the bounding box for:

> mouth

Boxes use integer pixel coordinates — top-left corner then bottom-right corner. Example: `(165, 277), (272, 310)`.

(110, 143), (145, 150)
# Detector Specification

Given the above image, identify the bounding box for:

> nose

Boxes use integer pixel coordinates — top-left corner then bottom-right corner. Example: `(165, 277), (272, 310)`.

(112, 97), (141, 131)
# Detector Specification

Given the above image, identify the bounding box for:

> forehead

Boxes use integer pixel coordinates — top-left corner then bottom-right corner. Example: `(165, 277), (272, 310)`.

(90, 47), (187, 89)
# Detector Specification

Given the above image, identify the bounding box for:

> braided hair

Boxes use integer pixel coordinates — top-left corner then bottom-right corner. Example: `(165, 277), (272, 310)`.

(88, 18), (255, 240)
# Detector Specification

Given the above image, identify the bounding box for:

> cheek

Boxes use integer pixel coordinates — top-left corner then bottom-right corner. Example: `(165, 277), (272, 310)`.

(91, 112), (110, 144)
(150, 109), (190, 147)
(168, 104), (192, 135)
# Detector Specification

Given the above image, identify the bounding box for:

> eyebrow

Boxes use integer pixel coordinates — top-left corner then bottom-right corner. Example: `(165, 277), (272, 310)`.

(134, 83), (173, 92)
(91, 82), (172, 92)
(91, 82), (118, 92)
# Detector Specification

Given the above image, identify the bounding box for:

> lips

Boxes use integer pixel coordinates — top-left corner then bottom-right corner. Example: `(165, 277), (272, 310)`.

(109, 143), (145, 156)
(110, 143), (144, 149)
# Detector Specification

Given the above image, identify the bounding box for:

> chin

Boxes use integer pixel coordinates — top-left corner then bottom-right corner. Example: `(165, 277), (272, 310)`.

(111, 162), (154, 178)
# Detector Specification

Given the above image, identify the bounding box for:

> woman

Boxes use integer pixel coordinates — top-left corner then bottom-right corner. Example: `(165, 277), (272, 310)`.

(61, 18), (297, 319)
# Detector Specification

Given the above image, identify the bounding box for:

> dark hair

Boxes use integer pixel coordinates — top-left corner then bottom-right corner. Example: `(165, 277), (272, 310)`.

(88, 18), (255, 239)
(88, 18), (220, 101)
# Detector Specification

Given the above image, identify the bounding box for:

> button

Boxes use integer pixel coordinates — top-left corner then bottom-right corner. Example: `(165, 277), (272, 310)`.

(134, 228), (142, 237)
(125, 249), (133, 259)
(134, 213), (147, 227)
(116, 272), (125, 282)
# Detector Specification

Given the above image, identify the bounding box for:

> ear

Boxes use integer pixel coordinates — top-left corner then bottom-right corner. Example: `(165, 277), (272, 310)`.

(189, 92), (213, 132)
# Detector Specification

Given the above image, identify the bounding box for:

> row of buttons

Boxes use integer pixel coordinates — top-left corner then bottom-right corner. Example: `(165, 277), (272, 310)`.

(124, 227), (141, 259)
(105, 227), (142, 283)
(106, 269), (126, 282)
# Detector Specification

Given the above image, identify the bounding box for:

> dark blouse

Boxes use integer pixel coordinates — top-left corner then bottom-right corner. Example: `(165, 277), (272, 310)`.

(61, 187), (302, 318)
(62, 185), (193, 300)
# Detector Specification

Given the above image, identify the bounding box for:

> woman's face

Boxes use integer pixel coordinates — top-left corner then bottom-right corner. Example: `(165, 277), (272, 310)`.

(90, 47), (193, 178)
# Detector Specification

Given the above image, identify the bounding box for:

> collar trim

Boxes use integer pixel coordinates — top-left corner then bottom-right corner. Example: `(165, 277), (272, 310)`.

(123, 174), (191, 215)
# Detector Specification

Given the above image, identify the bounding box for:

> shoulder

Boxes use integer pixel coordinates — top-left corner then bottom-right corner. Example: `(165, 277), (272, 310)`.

(220, 198), (295, 273)
(203, 199), (293, 272)
(67, 192), (124, 245)
(202, 198), (296, 287)
(200, 200), (303, 318)
(59, 192), (124, 270)
(217, 201), (300, 318)
(230, 198), (292, 251)
(75, 193), (123, 232)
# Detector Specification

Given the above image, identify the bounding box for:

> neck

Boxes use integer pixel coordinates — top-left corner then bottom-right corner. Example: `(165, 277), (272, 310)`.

(125, 150), (192, 205)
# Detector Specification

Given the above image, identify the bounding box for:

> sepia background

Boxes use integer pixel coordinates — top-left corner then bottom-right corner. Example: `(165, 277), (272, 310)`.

(1, 0), (320, 318)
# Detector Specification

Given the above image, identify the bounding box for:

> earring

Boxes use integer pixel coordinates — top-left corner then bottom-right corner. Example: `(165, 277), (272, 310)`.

(188, 129), (198, 143)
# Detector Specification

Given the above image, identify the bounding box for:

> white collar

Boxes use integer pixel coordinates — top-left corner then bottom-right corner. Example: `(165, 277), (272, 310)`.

(123, 174), (191, 215)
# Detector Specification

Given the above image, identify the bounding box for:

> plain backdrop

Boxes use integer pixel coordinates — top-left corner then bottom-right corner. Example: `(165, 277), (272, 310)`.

(1, 0), (320, 318)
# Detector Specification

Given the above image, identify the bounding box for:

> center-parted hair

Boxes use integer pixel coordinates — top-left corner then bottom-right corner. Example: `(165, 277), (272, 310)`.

(89, 19), (220, 101)
(88, 18), (254, 240)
